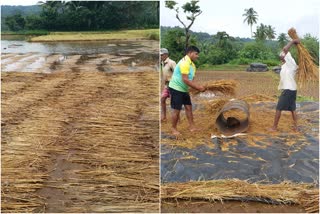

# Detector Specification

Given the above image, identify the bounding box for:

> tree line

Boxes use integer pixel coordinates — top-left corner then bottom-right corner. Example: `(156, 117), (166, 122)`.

(162, 1), (319, 67)
(3, 1), (159, 32)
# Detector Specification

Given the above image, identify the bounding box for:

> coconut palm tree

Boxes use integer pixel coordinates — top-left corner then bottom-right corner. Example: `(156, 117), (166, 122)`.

(266, 25), (276, 40)
(254, 23), (267, 41)
(243, 8), (258, 38)
(277, 33), (288, 48)
(214, 31), (230, 48)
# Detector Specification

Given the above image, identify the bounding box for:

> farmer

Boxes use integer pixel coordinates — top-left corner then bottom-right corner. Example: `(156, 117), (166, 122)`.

(270, 39), (300, 132)
(160, 48), (176, 122)
(168, 46), (206, 136)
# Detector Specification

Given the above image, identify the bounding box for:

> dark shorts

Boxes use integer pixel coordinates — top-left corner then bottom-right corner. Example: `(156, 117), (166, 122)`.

(276, 89), (297, 111)
(169, 87), (192, 110)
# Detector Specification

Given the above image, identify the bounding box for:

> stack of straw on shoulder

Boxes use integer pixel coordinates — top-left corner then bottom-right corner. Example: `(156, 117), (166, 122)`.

(288, 28), (319, 85)
(190, 79), (237, 95)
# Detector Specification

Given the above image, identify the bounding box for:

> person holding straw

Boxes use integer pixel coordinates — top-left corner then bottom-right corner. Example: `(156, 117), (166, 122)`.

(270, 39), (300, 132)
(168, 46), (206, 136)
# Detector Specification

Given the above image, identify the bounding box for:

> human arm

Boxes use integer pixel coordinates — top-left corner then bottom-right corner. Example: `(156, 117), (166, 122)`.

(283, 39), (300, 54)
(182, 74), (206, 92)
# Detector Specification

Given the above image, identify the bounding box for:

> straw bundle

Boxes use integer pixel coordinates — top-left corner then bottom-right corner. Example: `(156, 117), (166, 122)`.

(190, 80), (237, 95)
(288, 28), (319, 85)
(162, 179), (319, 212)
(298, 191), (319, 213)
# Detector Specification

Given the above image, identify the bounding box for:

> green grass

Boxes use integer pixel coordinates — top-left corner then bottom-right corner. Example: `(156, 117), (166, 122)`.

(29, 29), (159, 42)
(296, 95), (316, 102)
(1, 30), (49, 35)
(199, 64), (248, 71)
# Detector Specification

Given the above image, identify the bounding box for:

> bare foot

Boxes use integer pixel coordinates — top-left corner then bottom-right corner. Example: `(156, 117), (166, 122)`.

(189, 126), (201, 132)
(161, 117), (167, 122)
(172, 128), (181, 136)
(268, 127), (278, 132)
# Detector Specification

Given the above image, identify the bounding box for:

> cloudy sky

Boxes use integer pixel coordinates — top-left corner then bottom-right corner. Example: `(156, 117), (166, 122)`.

(161, 0), (319, 38)
(1, 0), (39, 5)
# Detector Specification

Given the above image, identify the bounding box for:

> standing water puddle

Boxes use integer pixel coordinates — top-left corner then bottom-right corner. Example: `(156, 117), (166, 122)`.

(1, 40), (159, 73)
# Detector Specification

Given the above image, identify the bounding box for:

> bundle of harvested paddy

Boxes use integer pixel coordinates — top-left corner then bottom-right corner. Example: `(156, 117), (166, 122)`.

(162, 179), (319, 212)
(190, 80), (237, 95)
(288, 28), (319, 85)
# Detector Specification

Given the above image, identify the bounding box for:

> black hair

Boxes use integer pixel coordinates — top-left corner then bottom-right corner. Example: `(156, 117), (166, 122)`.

(185, 46), (200, 54)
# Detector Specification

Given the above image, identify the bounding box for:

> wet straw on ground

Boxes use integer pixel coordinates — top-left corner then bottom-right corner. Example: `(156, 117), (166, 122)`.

(2, 70), (159, 213)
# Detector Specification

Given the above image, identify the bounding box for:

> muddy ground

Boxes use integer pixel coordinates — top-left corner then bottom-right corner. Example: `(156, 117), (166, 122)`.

(161, 70), (319, 213)
(1, 45), (159, 212)
(162, 200), (306, 213)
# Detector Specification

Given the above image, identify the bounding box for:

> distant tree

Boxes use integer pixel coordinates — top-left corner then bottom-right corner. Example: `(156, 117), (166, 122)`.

(302, 34), (319, 65)
(214, 31), (230, 48)
(165, 0), (202, 49)
(243, 8), (258, 38)
(5, 13), (26, 31)
(266, 25), (276, 40)
(277, 33), (288, 48)
(254, 23), (268, 41)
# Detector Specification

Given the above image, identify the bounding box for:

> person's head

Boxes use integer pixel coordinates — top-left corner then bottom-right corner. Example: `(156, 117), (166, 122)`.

(185, 46), (200, 62)
(160, 48), (169, 61)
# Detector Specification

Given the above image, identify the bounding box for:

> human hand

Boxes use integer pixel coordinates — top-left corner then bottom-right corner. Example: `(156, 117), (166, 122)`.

(198, 85), (206, 92)
(293, 39), (300, 44)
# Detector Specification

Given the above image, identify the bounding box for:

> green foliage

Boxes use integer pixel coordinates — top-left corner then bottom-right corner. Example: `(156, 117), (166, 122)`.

(260, 59), (280, 66)
(161, 26), (319, 69)
(146, 32), (159, 41)
(302, 34), (319, 65)
(161, 28), (186, 61)
(239, 41), (275, 60)
(277, 33), (289, 49)
(165, 0), (202, 48)
(243, 7), (258, 37)
(2, 1), (159, 32)
(5, 13), (26, 31)
(229, 58), (252, 65)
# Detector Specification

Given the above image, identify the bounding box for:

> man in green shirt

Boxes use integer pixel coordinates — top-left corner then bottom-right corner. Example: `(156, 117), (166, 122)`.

(168, 46), (206, 136)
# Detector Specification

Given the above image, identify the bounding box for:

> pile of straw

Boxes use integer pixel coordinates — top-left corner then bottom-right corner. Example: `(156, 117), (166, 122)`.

(191, 80), (237, 95)
(288, 28), (319, 85)
(162, 179), (319, 212)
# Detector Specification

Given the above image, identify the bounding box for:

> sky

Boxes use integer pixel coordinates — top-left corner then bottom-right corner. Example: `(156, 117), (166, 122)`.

(1, 0), (39, 6)
(161, 0), (319, 38)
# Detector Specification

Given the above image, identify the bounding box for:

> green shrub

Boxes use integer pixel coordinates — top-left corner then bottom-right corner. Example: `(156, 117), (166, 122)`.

(147, 32), (159, 40)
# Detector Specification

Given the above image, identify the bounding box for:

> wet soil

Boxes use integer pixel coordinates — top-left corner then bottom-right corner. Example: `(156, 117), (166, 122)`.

(161, 199), (306, 213)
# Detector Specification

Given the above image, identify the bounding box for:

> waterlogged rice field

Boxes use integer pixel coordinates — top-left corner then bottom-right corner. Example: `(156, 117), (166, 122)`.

(1, 41), (159, 213)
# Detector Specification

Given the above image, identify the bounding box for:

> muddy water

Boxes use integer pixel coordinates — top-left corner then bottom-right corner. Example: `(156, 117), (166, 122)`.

(161, 101), (319, 184)
(1, 40), (159, 73)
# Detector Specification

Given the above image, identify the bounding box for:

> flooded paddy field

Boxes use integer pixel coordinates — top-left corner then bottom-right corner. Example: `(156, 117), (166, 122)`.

(1, 40), (159, 212)
(2, 40), (158, 73)
(161, 70), (319, 213)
